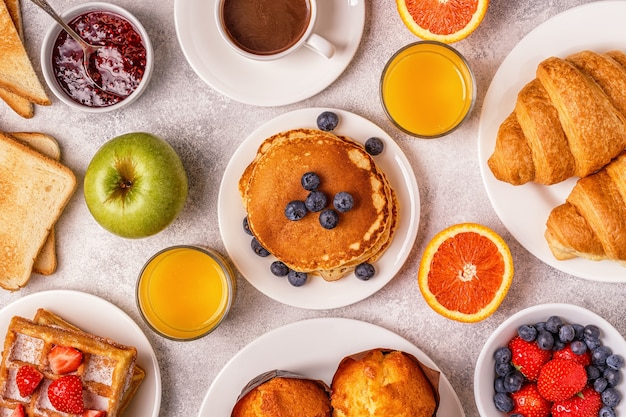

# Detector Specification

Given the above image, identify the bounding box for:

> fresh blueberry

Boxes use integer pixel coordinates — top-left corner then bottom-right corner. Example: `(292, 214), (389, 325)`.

(606, 354), (624, 370)
(559, 324), (575, 343)
(493, 392), (514, 413)
(355, 263), (375, 280)
(572, 323), (585, 340)
(534, 321), (548, 333)
(333, 192), (354, 212)
(546, 315), (562, 333)
(270, 261), (289, 277)
(518, 324), (537, 342)
(317, 111), (339, 131)
(586, 337), (602, 351)
(584, 324), (601, 340)
(587, 365), (602, 381)
(601, 387), (621, 408)
(494, 377), (507, 393)
(301, 172), (321, 191)
(570, 340), (588, 355)
(495, 362), (513, 377)
(510, 415), (524, 417)
(536, 331), (554, 350)
(494, 347), (512, 364)
(599, 406), (616, 417)
(319, 209), (339, 229)
(364, 137), (384, 155)
(251, 238), (270, 257)
(553, 340), (566, 351)
(593, 346), (613, 366)
(594, 377), (609, 393)
(604, 368), (621, 387)
(243, 216), (253, 235)
(285, 200), (307, 221)
(305, 190), (328, 212)
(287, 270), (307, 287)
(503, 370), (524, 393)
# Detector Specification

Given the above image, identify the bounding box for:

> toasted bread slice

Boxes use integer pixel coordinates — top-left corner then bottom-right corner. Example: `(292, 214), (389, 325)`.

(0, 131), (76, 290)
(0, 0), (50, 106)
(11, 132), (61, 275)
(0, 0), (34, 118)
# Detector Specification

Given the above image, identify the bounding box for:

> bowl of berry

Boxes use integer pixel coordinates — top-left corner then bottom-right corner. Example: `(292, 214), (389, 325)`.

(474, 303), (625, 417)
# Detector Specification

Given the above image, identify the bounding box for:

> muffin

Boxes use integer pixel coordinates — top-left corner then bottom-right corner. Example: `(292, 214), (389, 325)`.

(232, 370), (332, 417)
(331, 348), (439, 417)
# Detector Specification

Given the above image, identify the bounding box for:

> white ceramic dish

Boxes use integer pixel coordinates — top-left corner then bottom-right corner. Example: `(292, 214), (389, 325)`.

(477, 1), (626, 282)
(174, 0), (365, 106)
(0, 290), (161, 417)
(474, 303), (626, 417)
(197, 317), (465, 417)
(40, 2), (153, 113)
(218, 108), (420, 310)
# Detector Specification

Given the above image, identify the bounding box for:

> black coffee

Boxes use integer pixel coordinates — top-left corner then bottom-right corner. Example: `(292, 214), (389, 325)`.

(222, 0), (311, 55)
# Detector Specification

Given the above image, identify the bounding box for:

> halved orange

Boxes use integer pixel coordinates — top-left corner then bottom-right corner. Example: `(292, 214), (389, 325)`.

(418, 223), (514, 323)
(396, 0), (489, 44)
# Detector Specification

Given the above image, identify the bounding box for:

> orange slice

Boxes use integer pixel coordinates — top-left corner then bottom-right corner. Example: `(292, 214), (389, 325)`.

(418, 223), (514, 322)
(396, 0), (489, 43)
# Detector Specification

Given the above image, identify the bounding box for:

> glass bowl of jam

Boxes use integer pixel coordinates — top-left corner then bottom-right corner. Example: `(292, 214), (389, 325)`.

(40, 2), (153, 112)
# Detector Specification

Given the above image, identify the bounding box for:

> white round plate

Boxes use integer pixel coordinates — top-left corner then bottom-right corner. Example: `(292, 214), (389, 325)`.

(474, 303), (626, 417)
(0, 290), (161, 417)
(218, 108), (420, 310)
(198, 317), (465, 417)
(174, 0), (365, 106)
(477, 1), (626, 282)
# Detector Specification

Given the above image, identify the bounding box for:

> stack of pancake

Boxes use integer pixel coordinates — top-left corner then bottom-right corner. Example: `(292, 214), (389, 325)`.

(238, 128), (398, 281)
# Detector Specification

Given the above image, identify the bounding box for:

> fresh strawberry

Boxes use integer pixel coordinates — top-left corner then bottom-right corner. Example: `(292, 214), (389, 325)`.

(510, 382), (551, 417)
(10, 404), (25, 417)
(48, 345), (83, 374)
(553, 344), (591, 366)
(47, 375), (85, 414)
(537, 358), (587, 402)
(509, 336), (552, 381)
(15, 365), (43, 397)
(551, 386), (602, 417)
(83, 410), (106, 417)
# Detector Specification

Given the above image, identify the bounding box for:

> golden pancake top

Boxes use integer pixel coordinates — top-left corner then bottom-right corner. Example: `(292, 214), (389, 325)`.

(239, 129), (397, 275)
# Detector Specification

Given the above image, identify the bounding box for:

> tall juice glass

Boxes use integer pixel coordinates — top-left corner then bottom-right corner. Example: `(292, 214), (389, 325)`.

(381, 41), (475, 138)
(136, 245), (236, 341)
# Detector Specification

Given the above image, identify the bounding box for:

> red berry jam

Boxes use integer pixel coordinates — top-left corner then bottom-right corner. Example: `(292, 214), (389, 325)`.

(52, 11), (147, 107)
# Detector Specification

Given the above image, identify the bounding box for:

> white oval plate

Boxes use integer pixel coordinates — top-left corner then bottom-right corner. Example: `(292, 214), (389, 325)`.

(174, 0), (365, 106)
(0, 290), (161, 417)
(477, 0), (626, 281)
(474, 303), (626, 417)
(218, 108), (420, 310)
(198, 317), (465, 417)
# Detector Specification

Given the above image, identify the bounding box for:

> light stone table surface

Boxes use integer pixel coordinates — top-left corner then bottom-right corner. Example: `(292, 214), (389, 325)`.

(2, 1), (626, 416)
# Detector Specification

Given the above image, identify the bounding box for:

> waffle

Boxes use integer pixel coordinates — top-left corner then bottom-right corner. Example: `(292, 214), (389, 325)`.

(0, 309), (140, 416)
(239, 128), (398, 280)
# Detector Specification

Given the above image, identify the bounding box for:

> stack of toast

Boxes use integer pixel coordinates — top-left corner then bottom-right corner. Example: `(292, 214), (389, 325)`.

(0, 131), (76, 291)
(239, 128), (398, 281)
(0, 309), (145, 416)
(0, 0), (51, 118)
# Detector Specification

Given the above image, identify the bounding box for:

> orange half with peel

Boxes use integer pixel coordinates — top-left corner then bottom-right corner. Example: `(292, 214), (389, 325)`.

(418, 223), (514, 323)
(396, 0), (489, 43)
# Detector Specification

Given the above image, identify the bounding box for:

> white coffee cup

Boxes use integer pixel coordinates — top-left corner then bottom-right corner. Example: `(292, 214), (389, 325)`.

(215, 0), (335, 61)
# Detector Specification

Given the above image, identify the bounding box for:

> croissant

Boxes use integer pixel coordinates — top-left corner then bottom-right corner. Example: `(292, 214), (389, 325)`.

(488, 50), (626, 185)
(545, 150), (626, 264)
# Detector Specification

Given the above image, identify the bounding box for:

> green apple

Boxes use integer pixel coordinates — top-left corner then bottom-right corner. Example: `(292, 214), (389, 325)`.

(84, 132), (188, 238)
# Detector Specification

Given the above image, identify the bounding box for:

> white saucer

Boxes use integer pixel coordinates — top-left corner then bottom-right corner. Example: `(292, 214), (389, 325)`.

(174, 0), (365, 106)
(197, 318), (465, 417)
(0, 290), (161, 417)
(217, 108), (420, 310)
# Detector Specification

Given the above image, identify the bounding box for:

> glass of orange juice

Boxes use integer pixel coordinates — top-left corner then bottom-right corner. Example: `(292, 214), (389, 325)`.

(380, 41), (475, 138)
(136, 245), (236, 341)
